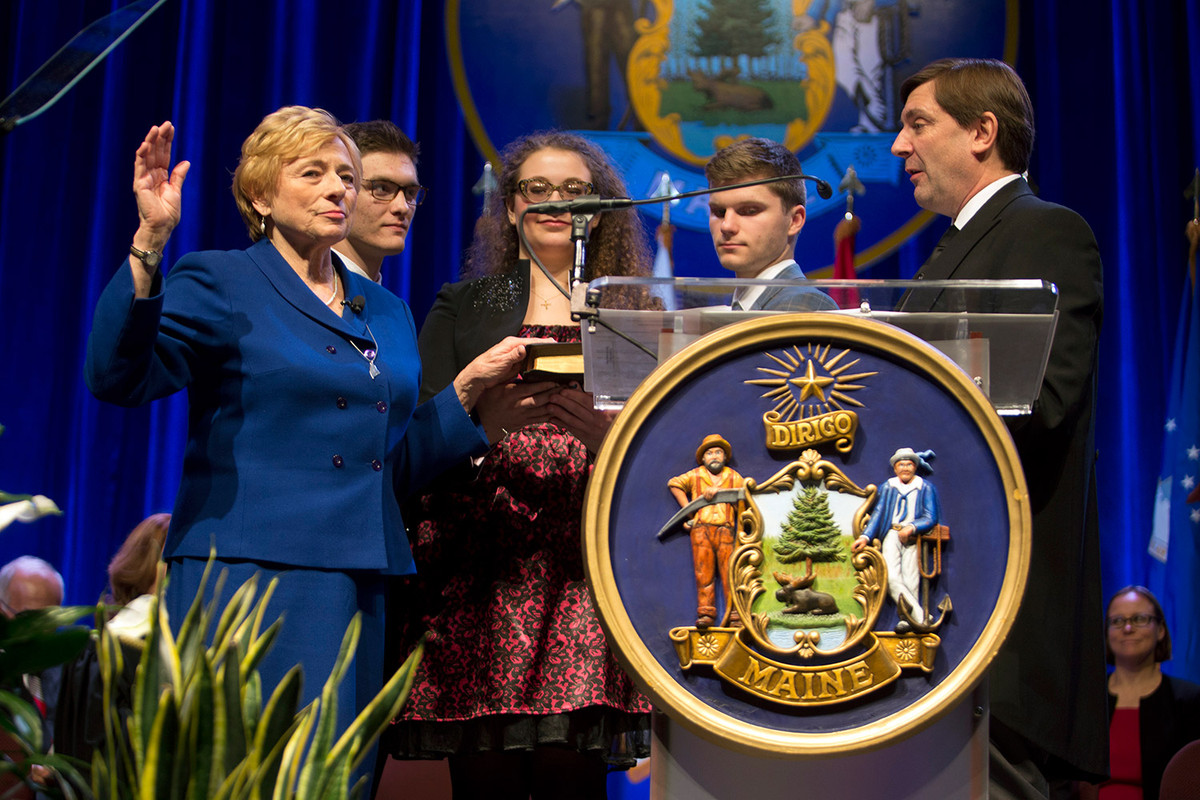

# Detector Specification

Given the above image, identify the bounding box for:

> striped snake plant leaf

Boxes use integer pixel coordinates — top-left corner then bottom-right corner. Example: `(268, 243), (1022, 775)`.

(139, 688), (179, 800)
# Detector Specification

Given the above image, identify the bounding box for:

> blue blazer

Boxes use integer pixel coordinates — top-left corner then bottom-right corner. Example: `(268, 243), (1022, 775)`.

(85, 239), (486, 575)
(861, 477), (940, 543)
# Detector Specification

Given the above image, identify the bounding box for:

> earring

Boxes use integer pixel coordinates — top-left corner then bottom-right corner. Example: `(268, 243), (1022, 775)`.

(260, 215), (266, 234)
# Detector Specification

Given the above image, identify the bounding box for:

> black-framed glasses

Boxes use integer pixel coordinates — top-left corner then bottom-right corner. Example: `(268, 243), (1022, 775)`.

(1107, 613), (1158, 628)
(362, 179), (427, 206)
(516, 177), (595, 203)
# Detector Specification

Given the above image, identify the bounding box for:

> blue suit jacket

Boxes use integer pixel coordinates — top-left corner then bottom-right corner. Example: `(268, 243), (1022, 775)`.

(85, 239), (486, 575)
(861, 477), (940, 543)
(750, 261), (838, 312)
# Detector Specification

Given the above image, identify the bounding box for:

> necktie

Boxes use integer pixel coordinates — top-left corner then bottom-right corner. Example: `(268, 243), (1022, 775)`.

(25, 673), (46, 716)
(925, 225), (959, 266)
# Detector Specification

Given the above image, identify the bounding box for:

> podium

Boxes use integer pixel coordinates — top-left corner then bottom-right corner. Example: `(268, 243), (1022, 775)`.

(578, 278), (1053, 798)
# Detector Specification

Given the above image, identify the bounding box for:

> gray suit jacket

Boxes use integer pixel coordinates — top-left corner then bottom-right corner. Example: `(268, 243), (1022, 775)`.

(749, 261), (837, 311)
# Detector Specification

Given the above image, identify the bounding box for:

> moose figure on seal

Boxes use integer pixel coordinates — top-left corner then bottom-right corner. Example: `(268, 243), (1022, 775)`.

(688, 66), (774, 112)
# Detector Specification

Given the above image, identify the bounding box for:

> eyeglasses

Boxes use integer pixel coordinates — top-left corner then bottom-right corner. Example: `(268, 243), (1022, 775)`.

(516, 177), (595, 203)
(1107, 614), (1159, 628)
(361, 179), (427, 206)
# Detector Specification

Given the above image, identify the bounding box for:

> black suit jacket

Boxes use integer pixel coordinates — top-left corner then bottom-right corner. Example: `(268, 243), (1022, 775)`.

(416, 262), (532, 404)
(1105, 674), (1200, 800)
(916, 178), (1108, 781)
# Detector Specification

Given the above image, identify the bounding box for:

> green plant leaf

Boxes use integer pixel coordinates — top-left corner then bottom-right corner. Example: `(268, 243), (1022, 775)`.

(296, 615), (360, 799)
(219, 659), (247, 775)
(210, 575), (257, 672)
(187, 653), (217, 800)
(247, 665), (302, 799)
(239, 619), (281, 684)
(140, 689), (179, 800)
(328, 637), (424, 775)
(273, 705), (317, 800)
(0, 689), (41, 752)
(0, 606), (94, 683)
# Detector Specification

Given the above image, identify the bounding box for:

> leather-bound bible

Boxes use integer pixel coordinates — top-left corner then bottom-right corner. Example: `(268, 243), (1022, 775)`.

(521, 342), (584, 383)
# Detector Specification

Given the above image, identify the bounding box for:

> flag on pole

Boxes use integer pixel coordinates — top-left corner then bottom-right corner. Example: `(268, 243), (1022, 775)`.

(1148, 211), (1200, 680)
(651, 172), (680, 311)
(831, 166), (865, 308)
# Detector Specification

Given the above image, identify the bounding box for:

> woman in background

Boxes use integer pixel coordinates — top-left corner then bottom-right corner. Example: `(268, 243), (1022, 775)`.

(104, 512), (170, 639)
(1088, 586), (1200, 799)
(55, 512), (169, 764)
(386, 131), (654, 799)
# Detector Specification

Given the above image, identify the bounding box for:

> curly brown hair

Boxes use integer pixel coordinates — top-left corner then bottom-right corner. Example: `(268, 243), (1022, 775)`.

(463, 131), (652, 282)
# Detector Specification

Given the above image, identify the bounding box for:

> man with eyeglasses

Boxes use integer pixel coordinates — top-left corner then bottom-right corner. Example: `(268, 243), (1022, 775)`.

(334, 120), (427, 283)
(705, 137), (836, 312)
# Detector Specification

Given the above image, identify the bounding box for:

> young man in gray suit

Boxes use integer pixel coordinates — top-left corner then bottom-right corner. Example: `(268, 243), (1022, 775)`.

(705, 137), (836, 311)
(892, 57), (1106, 798)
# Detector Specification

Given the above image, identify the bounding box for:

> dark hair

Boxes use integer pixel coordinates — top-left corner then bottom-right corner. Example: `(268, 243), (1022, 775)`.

(705, 137), (806, 208)
(108, 513), (170, 606)
(464, 130), (651, 282)
(1104, 585), (1171, 664)
(342, 120), (420, 165)
(900, 58), (1035, 175)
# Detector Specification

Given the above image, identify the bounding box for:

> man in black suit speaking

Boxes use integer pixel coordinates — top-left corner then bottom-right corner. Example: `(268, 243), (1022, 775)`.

(891, 58), (1107, 798)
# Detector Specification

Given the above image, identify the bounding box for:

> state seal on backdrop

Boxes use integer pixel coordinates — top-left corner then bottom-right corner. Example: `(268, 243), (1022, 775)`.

(583, 314), (1030, 755)
(448, 0), (1016, 269)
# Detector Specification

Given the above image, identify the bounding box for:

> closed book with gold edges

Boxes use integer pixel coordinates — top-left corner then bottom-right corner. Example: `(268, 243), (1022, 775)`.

(521, 342), (584, 383)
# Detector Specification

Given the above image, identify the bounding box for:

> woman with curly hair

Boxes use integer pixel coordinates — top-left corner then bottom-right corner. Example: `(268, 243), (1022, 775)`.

(385, 131), (654, 798)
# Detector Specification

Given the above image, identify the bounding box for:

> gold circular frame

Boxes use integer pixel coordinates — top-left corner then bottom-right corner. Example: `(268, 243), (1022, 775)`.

(584, 313), (1031, 756)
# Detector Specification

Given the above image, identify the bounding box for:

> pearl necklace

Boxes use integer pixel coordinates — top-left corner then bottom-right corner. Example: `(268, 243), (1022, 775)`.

(322, 273), (339, 307)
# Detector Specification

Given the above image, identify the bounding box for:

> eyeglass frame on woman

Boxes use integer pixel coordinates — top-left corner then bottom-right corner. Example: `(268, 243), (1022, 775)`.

(1106, 613), (1159, 629)
(516, 177), (595, 203)
(361, 179), (427, 206)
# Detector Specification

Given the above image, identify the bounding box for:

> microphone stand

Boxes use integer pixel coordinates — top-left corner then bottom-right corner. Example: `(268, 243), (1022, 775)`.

(570, 211), (596, 291)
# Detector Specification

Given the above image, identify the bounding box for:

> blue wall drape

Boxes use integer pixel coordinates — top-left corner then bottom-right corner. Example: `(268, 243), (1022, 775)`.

(1, 0), (1198, 677)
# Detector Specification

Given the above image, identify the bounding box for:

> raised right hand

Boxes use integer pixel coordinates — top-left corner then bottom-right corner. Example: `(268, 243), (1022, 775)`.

(132, 121), (190, 253)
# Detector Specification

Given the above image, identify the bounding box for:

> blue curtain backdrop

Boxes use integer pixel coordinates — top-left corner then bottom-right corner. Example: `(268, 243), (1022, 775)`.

(1, 0), (1198, 678)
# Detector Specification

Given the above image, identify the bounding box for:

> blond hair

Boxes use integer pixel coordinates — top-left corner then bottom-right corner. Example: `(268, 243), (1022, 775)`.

(232, 106), (361, 241)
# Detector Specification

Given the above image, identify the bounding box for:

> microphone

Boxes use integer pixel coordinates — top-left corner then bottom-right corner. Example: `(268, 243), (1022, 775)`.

(523, 172), (833, 215)
(342, 295), (365, 314)
(525, 195), (635, 214)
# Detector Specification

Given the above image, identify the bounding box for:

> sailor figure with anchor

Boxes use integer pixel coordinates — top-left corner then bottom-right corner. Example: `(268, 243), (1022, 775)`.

(853, 447), (951, 633)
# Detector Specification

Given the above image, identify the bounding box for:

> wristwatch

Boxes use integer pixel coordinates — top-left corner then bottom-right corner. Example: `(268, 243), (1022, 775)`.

(129, 243), (163, 270)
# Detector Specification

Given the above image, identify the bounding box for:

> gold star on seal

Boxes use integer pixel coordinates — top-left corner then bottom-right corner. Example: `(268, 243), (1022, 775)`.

(789, 360), (835, 402)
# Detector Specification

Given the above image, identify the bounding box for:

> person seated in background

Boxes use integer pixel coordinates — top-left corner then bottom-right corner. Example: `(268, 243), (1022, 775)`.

(0, 557), (65, 718)
(0, 556), (63, 618)
(0, 556), (65, 796)
(704, 137), (836, 312)
(1077, 586), (1200, 800)
(54, 513), (169, 765)
(104, 512), (169, 639)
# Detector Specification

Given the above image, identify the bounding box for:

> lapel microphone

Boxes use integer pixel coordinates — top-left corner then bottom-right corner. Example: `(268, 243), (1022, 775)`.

(342, 295), (365, 314)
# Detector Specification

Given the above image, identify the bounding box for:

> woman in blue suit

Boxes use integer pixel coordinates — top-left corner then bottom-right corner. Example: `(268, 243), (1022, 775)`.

(84, 107), (533, 771)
